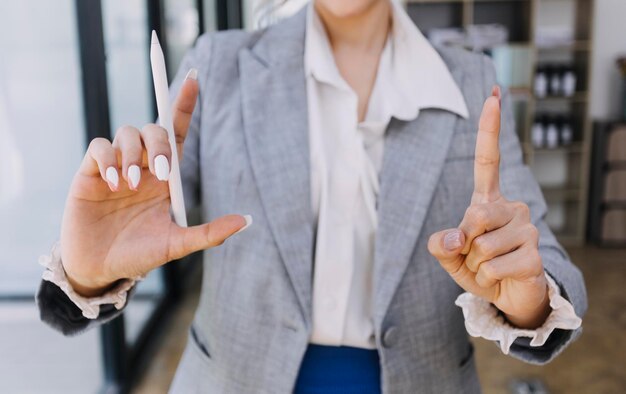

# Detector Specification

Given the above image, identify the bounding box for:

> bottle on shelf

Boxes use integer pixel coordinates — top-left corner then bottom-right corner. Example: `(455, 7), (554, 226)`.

(561, 65), (577, 97)
(559, 116), (574, 145)
(545, 116), (559, 149)
(549, 65), (562, 97)
(532, 115), (546, 148)
(534, 65), (548, 98)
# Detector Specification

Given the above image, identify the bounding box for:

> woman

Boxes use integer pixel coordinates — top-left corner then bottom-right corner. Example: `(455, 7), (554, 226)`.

(38, 0), (586, 392)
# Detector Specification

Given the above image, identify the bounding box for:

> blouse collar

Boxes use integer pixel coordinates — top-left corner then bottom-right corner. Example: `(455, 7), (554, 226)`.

(304, 0), (469, 122)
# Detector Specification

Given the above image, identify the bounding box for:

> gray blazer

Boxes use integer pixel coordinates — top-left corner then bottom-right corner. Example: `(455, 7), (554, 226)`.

(38, 7), (587, 393)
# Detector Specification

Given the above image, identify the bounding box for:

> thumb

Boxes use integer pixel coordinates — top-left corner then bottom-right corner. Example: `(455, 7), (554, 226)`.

(167, 214), (252, 261)
(173, 69), (200, 157)
(427, 228), (465, 274)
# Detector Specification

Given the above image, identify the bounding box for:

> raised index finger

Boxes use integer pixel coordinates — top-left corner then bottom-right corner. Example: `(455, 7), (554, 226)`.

(172, 68), (199, 156)
(473, 85), (502, 203)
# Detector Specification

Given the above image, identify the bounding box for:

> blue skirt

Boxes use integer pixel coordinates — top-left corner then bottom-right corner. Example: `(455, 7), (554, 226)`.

(294, 344), (381, 394)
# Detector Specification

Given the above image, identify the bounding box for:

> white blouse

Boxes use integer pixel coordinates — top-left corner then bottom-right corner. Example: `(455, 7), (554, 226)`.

(41, 0), (581, 356)
(303, 1), (581, 350)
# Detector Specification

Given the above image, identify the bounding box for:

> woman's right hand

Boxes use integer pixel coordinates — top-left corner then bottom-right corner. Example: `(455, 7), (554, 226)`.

(60, 70), (249, 297)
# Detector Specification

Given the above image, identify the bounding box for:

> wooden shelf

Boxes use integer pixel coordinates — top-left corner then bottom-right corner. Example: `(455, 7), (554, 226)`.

(542, 186), (582, 202)
(604, 161), (626, 171)
(532, 143), (585, 155)
(405, 0), (595, 244)
(536, 40), (592, 52)
(534, 92), (588, 103)
(602, 201), (626, 210)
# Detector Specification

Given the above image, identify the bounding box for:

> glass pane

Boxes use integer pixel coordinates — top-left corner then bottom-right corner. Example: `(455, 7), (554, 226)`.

(0, 1), (102, 392)
(0, 0), (85, 296)
(102, 0), (153, 132)
(202, 0), (218, 33)
(0, 302), (103, 392)
(164, 0), (201, 74)
(125, 269), (165, 344)
(102, 0), (171, 347)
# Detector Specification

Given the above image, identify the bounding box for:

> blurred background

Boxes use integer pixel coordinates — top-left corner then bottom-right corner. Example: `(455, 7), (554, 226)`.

(0, 0), (624, 393)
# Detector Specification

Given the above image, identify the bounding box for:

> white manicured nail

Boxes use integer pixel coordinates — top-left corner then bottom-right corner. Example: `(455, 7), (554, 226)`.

(185, 68), (198, 81)
(128, 165), (141, 189)
(105, 167), (119, 189)
(235, 215), (253, 235)
(154, 155), (170, 181)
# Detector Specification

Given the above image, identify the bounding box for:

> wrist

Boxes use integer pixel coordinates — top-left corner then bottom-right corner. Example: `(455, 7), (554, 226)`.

(64, 267), (116, 297)
(503, 284), (552, 329)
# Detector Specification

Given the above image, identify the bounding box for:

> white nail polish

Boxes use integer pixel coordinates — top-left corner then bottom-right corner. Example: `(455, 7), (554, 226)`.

(185, 68), (198, 81)
(154, 155), (170, 181)
(105, 167), (119, 189)
(128, 165), (141, 189)
(235, 215), (253, 235)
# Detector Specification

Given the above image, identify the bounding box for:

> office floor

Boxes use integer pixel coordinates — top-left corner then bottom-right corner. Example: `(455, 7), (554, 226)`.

(134, 246), (626, 394)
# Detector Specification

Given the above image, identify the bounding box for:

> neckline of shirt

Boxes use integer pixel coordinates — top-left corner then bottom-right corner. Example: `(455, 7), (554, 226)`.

(304, 0), (470, 124)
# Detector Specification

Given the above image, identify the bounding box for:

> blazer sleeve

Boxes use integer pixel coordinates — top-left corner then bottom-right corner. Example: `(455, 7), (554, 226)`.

(36, 33), (214, 336)
(480, 55), (588, 364)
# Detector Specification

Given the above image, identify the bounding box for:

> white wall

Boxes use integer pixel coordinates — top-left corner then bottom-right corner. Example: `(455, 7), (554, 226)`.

(590, 0), (626, 120)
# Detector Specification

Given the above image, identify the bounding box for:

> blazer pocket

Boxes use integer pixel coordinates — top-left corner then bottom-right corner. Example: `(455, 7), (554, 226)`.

(189, 324), (212, 363)
(459, 342), (475, 369)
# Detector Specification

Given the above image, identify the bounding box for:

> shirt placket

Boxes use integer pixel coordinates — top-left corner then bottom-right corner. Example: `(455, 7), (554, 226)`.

(311, 90), (360, 345)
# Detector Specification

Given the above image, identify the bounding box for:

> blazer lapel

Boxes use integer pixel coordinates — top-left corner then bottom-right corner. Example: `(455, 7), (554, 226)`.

(238, 9), (314, 325)
(373, 108), (461, 326)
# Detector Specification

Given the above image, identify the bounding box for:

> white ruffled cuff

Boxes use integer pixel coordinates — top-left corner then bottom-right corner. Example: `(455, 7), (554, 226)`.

(455, 273), (582, 354)
(39, 242), (143, 319)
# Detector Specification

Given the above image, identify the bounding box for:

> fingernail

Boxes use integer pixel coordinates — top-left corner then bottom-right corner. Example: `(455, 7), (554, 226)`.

(105, 167), (119, 189)
(443, 230), (463, 251)
(185, 68), (198, 81)
(492, 85), (501, 107)
(234, 215), (253, 235)
(128, 165), (141, 189)
(154, 155), (170, 181)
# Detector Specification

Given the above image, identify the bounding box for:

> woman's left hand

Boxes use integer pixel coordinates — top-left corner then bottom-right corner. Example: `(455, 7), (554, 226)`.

(428, 86), (551, 329)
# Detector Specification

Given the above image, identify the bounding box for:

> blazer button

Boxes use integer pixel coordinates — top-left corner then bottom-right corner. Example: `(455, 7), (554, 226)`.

(382, 326), (398, 348)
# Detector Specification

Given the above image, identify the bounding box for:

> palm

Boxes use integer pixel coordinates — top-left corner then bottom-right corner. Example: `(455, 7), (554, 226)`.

(62, 169), (173, 286)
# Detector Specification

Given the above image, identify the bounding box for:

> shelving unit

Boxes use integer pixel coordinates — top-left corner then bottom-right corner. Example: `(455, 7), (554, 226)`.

(588, 122), (626, 246)
(406, 0), (595, 245)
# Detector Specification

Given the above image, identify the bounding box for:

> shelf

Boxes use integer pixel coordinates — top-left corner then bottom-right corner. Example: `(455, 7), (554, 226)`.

(509, 86), (532, 95)
(473, 1), (531, 42)
(405, 0), (594, 245)
(602, 202), (626, 210)
(498, 42), (533, 49)
(545, 198), (582, 242)
(534, 92), (588, 103)
(555, 233), (584, 246)
(536, 41), (591, 52)
(529, 143), (585, 155)
(406, 2), (464, 34)
(603, 162), (626, 171)
(542, 186), (581, 202)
